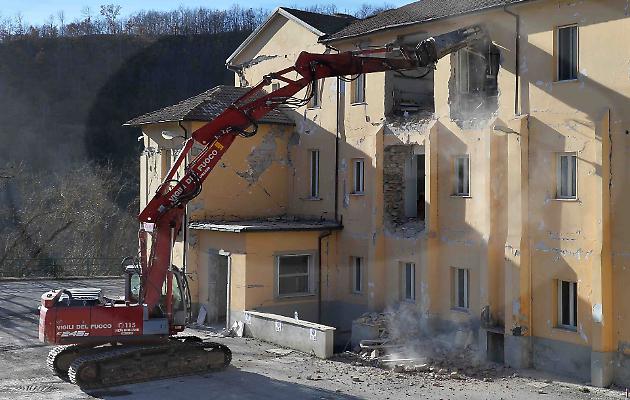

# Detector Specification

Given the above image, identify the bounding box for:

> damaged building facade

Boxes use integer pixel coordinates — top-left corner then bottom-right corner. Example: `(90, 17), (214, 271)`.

(128, 0), (630, 388)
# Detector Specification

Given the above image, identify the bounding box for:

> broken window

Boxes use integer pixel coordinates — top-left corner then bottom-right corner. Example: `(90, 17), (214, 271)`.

(309, 149), (320, 198)
(383, 145), (426, 229)
(453, 155), (470, 196)
(351, 74), (366, 104)
(389, 68), (434, 116)
(557, 25), (578, 81)
(404, 153), (425, 220)
(351, 257), (363, 293)
(309, 79), (321, 108)
(277, 255), (311, 296)
(557, 153), (577, 199)
(352, 158), (365, 194)
(450, 40), (500, 125)
(452, 267), (470, 309)
(403, 262), (415, 301)
(557, 280), (577, 329)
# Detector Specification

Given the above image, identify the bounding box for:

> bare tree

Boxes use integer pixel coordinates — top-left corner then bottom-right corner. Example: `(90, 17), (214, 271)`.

(100, 4), (122, 34)
(57, 10), (66, 35)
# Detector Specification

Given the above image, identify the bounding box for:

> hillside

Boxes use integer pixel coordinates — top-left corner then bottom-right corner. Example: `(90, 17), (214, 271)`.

(0, 32), (249, 275)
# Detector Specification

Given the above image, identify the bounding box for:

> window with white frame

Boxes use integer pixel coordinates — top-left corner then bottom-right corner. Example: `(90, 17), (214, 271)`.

(557, 280), (577, 329)
(277, 255), (312, 296)
(403, 262), (415, 301)
(352, 158), (365, 194)
(309, 149), (320, 198)
(351, 74), (366, 103)
(452, 267), (469, 309)
(309, 79), (321, 108)
(453, 155), (470, 196)
(351, 256), (363, 293)
(557, 25), (578, 81)
(557, 153), (577, 199)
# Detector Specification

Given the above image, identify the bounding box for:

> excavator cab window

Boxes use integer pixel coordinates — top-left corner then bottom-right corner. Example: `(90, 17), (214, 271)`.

(124, 265), (141, 303)
(171, 273), (184, 312)
(130, 274), (141, 301)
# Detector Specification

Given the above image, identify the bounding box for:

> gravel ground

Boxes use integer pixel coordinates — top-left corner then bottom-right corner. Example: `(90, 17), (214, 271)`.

(0, 279), (626, 399)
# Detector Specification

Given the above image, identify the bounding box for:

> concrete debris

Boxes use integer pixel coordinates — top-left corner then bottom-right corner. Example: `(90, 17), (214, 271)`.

(266, 348), (294, 357)
(224, 321), (244, 337)
(350, 310), (509, 383)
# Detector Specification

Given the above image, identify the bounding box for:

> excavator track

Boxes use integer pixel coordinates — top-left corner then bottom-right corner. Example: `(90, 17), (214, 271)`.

(67, 338), (231, 389)
(47, 344), (92, 381)
(48, 344), (125, 381)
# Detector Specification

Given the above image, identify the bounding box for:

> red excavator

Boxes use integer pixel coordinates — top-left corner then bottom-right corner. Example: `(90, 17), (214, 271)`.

(38, 25), (482, 388)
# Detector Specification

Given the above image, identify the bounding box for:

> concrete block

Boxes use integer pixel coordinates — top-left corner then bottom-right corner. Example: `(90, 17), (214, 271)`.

(591, 351), (614, 388)
(242, 310), (335, 358)
(504, 335), (532, 369)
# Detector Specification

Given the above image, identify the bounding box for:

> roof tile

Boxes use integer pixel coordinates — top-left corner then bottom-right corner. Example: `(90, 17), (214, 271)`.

(322, 0), (528, 42)
(280, 7), (356, 35)
(125, 85), (294, 126)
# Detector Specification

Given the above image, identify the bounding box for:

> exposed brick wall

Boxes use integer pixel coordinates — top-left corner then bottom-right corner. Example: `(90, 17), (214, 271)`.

(383, 145), (411, 227)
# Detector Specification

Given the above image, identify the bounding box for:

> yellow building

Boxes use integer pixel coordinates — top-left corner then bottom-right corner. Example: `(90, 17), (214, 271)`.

(128, 1), (630, 387)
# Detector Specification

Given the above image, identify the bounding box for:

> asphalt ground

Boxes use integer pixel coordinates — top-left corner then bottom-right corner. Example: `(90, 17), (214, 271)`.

(0, 279), (624, 400)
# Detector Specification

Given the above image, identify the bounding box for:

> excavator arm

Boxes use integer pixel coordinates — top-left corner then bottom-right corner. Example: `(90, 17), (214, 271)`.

(138, 25), (483, 312)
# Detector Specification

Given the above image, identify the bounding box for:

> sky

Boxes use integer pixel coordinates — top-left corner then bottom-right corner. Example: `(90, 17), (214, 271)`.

(0, 0), (410, 26)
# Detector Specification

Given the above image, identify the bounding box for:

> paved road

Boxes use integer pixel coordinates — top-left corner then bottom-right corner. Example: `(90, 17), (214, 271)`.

(0, 279), (623, 400)
(0, 279), (358, 400)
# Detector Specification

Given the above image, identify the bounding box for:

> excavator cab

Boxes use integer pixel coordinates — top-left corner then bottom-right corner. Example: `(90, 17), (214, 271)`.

(124, 264), (190, 326)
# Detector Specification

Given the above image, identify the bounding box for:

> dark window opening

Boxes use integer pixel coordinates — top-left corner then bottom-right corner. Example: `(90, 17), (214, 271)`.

(558, 280), (577, 329)
(558, 25), (578, 81)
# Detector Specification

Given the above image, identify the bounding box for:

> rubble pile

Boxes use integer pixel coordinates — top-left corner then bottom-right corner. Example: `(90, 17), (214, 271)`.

(351, 311), (504, 383)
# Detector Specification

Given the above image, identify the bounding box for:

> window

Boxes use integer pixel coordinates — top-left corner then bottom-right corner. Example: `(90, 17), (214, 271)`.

(557, 280), (577, 329)
(271, 82), (280, 92)
(277, 255), (312, 296)
(452, 268), (469, 309)
(557, 25), (578, 81)
(456, 49), (472, 94)
(309, 79), (321, 108)
(453, 155), (470, 196)
(404, 153), (425, 220)
(557, 153), (577, 199)
(403, 262), (415, 301)
(351, 257), (363, 293)
(351, 74), (366, 104)
(352, 158), (365, 194)
(309, 149), (320, 198)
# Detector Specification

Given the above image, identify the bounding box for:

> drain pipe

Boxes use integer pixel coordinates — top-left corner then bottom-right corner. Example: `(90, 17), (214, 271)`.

(334, 77), (340, 222)
(178, 121), (189, 276)
(318, 230), (332, 324)
(503, 5), (520, 115)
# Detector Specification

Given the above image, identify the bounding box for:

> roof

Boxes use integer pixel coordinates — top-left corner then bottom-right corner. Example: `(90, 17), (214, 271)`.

(125, 85), (294, 126)
(189, 219), (343, 233)
(321, 0), (529, 42)
(279, 7), (356, 35)
(226, 7), (355, 65)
